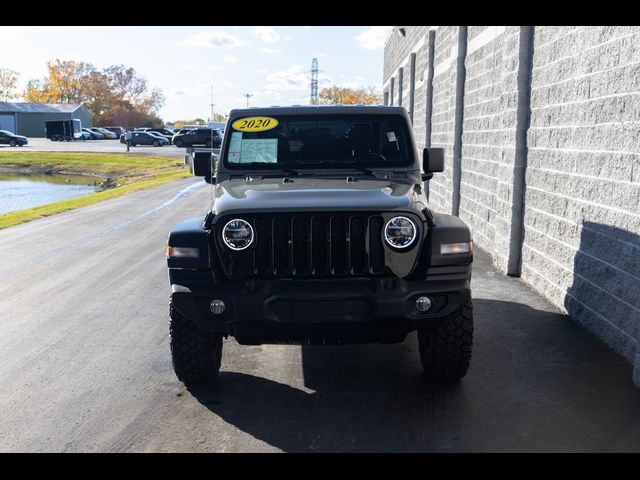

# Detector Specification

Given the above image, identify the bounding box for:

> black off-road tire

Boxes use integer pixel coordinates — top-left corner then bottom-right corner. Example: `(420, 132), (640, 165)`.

(175, 139), (184, 148)
(169, 303), (223, 386)
(418, 300), (473, 381)
(9, 140), (16, 147)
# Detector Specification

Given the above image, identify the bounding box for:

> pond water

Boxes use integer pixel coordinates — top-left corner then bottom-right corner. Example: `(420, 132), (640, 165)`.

(0, 173), (102, 215)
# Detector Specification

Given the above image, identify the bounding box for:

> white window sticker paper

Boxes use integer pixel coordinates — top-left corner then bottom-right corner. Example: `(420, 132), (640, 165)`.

(239, 138), (278, 163)
(386, 131), (397, 142)
(228, 132), (243, 163)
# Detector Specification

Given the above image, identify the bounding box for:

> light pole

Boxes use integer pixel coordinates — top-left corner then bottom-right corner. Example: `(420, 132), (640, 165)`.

(243, 93), (253, 108)
(210, 84), (215, 123)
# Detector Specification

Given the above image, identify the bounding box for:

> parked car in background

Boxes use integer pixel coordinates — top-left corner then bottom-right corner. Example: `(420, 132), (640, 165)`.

(83, 128), (104, 140)
(172, 128), (222, 148)
(145, 128), (175, 144)
(104, 126), (125, 138)
(89, 127), (109, 139)
(80, 130), (92, 141)
(146, 130), (174, 143)
(130, 131), (169, 147)
(208, 121), (226, 134)
(148, 127), (175, 136)
(95, 127), (117, 139)
(0, 130), (28, 147)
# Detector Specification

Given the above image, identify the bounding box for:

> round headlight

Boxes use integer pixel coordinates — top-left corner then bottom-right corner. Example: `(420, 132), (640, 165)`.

(384, 216), (417, 249)
(222, 219), (254, 251)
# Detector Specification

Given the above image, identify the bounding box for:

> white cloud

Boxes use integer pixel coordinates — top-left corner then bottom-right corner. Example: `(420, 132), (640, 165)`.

(177, 31), (246, 49)
(264, 65), (309, 91)
(259, 47), (281, 54)
(180, 64), (199, 71)
(254, 26), (280, 43)
(223, 55), (239, 64)
(356, 26), (392, 50)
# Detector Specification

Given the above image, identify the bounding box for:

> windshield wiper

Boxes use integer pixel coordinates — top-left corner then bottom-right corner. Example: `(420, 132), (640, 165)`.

(352, 152), (388, 162)
(248, 162), (300, 176)
(297, 160), (377, 176)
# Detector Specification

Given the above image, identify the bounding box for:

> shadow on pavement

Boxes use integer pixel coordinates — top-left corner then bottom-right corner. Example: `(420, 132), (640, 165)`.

(188, 298), (640, 452)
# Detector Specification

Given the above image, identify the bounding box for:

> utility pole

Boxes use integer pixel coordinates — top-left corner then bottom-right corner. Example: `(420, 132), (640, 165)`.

(242, 93), (253, 108)
(310, 57), (318, 105)
(214, 84), (216, 122)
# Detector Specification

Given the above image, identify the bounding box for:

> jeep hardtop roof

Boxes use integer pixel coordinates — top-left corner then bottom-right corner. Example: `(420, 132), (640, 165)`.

(227, 105), (407, 119)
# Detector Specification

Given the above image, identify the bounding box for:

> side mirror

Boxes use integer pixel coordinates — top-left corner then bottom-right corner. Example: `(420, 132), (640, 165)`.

(193, 151), (216, 184)
(422, 147), (445, 180)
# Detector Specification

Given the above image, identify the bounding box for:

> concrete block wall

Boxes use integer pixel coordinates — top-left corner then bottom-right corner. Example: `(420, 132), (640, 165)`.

(521, 26), (640, 366)
(383, 25), (640, 384)
(458, 26), (508, 266)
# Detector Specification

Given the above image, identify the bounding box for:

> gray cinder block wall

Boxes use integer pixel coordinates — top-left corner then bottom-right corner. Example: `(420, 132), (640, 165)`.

(383, 26), (640, 385)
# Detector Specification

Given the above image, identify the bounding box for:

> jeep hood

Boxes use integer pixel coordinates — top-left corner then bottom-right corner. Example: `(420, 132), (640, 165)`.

(212, 177), (426, 216)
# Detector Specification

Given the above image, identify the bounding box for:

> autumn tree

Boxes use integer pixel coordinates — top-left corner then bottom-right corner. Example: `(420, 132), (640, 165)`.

(318, 86), (381, 105)
(172, 119), (207, 129)
(0, 68), (19, 101)
(24, 59), (165, 127)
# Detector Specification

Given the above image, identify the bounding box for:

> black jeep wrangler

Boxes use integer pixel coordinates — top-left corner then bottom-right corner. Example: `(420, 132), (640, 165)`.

(166, 106), (473, 385)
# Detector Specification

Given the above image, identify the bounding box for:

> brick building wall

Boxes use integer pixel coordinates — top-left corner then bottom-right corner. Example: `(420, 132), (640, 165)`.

(383, 26), (640, 385)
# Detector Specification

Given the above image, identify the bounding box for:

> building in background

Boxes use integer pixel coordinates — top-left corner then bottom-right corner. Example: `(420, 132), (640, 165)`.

(0, 102), (93, 137)
(384, 26), (640, 385)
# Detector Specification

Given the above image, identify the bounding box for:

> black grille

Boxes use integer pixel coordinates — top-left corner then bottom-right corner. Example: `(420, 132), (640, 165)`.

(235, 214), (387, 278)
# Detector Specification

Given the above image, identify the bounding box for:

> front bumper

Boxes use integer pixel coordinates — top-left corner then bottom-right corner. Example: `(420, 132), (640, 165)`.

(170, 265), (471, 345)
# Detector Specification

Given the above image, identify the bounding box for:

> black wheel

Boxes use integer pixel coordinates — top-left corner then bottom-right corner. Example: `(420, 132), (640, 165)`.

(153, 140), (159, 147)
(131, 142), (136, 147)
(175, 139), (184, 148)
(418, 299), (473, 381)
(170, 302), (223, 386)
(8, 140), (16, 147)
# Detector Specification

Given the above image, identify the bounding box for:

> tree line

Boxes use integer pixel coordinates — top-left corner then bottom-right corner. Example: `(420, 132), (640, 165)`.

(1, 62), (383, 129)
(0, 61), (164, 127)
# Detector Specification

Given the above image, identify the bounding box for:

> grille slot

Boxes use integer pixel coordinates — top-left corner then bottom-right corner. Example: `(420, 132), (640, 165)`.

(292, 217), (308, 275)
(349, 217), (366, 274)
(330, 216), (347, 275)
(311, 217), (328, 275)
(369, 216), (385, 273)
(273, 217), (289, 275)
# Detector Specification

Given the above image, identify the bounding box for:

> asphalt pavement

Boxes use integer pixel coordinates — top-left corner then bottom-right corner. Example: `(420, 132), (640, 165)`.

(0, 177), (639, 452)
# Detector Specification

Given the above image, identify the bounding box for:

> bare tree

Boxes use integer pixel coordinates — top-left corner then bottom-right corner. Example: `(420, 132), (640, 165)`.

(0, 68), (19, 101)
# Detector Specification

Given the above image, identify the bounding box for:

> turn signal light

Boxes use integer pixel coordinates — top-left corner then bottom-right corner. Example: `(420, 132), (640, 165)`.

(440, 242), (473, 255)
(166, 246), (199, 258)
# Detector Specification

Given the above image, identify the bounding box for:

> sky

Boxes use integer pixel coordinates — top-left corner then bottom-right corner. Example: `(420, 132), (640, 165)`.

(0, 26), (392, 122)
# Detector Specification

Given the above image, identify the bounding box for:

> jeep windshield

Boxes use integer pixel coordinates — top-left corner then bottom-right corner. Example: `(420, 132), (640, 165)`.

(222, 114), (414, 171)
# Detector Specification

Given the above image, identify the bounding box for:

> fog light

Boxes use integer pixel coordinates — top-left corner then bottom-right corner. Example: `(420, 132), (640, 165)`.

(210, 299), (226, 315)
(416, 296), (432, 312)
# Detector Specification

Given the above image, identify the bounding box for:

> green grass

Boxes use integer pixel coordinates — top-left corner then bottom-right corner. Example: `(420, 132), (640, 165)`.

(0, 152), (190, 229)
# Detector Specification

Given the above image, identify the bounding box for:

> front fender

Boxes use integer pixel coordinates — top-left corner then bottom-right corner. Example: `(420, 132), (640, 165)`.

(167, 217), (211, 270)
(426, 213), (473, 267)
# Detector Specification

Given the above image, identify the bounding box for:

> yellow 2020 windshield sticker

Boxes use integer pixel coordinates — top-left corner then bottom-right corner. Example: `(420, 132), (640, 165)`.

(232, 117), (279, 132)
